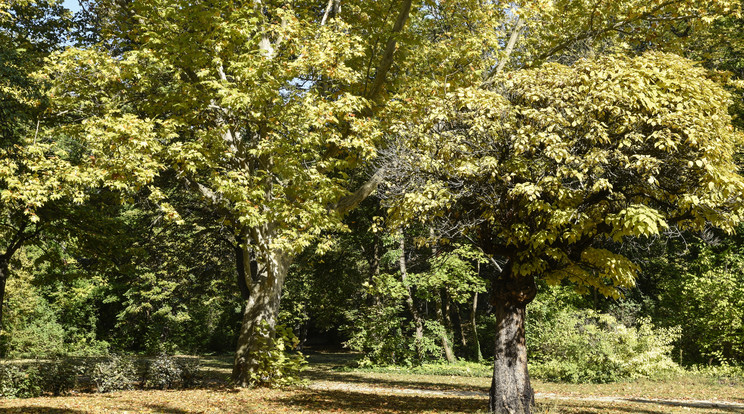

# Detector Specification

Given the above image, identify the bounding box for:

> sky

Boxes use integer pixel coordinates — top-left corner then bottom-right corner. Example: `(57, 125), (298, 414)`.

(62, 0), (81, 14)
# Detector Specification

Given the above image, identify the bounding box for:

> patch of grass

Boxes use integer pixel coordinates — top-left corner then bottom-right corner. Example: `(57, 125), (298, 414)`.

(531, 373), (744, 404)
(336, 360), (492, 378)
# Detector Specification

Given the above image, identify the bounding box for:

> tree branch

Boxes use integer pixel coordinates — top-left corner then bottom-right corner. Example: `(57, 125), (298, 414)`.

(481, 16), (524, 87)
(332, 167), (386, 215)
(320, 0), (335, 26)
(366, 0), (413, 102)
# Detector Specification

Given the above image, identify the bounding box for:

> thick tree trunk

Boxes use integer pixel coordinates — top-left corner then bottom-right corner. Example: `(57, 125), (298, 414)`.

(488, 262), (537, 414)
(399, 237), (425, 362)
(232, 228), (293, 387)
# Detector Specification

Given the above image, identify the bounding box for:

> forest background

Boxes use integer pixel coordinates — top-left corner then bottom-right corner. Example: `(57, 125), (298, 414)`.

(2, 0), (744, 413)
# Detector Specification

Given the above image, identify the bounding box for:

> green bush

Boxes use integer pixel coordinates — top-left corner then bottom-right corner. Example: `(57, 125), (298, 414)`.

(247, 322), (306, 387)
(91, 354), (137, 392)
(528, 309), (681, 383)
(344, 303), (416, 367)
(686, 363), (744, 385)
(0, 364), (41, 398)
(178, 358), (202, 388)
(39, 358), (80, 396)
(341, 360), (492, 377)
(144, 354), (182, 389)
(657, 253), (744, 364)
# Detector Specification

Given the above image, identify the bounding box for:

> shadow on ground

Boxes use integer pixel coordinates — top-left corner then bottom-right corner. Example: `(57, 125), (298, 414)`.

(0, 409), (86, 414)
(278, 388), (487, 413)
(304, 351), (489, 393)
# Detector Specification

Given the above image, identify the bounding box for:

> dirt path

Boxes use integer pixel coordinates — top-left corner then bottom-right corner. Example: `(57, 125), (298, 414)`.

(307, 380), (744, 411)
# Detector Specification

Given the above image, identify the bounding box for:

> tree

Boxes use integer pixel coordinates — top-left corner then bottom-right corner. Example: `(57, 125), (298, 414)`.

(384, 53), (744, 413)
(0, 0), (74, 336)
(43, 0), (417, 384)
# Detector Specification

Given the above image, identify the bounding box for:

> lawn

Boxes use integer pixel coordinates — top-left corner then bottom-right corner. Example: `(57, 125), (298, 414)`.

(1, 352), (742, 413)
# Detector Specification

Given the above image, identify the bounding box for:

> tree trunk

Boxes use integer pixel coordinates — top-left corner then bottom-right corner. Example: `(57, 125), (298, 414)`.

(434, 290), (456, 363)
(399, 236), (425, 362)
(443, 289), (454, 333)
(489, 262), (537, 414)
(0, 257), (8, 334)
(471, 291), (482, 362)
(369, 232), (382, 307)
(454, 297), (468, 348)
(232, 228), (293, 387)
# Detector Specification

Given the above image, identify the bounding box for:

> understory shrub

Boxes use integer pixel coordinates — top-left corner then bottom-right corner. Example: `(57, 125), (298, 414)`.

(144, 355), (201, 389)
(341, 360), (492, 377)
(39, 359), (80, 395)
(247, 322), (306, 387)
(528, 308), (681, 383)
(0, 364), (41, 398)
(145, 354), (182, 389)
(178, 358), (202, 388)
(344, 303), (415, 366)
(687, 363), (744, 385)
(92, 354), (136, 392)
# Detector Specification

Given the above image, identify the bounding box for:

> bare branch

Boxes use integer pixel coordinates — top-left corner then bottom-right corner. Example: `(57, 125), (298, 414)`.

(320, 0), (334, 25)
(482, 16), (524, 87)
(332, 167), (386, 215)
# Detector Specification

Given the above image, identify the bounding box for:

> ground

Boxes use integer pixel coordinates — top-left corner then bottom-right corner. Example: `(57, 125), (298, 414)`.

(1, 352), (742, 413)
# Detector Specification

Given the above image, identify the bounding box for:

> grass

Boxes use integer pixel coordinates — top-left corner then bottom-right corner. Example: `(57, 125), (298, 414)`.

(0, 352), (742, 413)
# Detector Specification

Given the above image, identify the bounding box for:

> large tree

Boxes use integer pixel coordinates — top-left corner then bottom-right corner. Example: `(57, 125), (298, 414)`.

(43, 0), (422, 384)
(384, 52), (744, 413)
(0, 0), (77, 334)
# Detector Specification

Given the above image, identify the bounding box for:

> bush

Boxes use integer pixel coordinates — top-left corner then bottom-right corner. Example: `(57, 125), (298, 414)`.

(39, 359), (80, 396)
(658, 256), (744, 364)
(145, 354), (182, 389)
(178, 358), (202, 388)
(0, 364), (41, 398)
(528, 308), (681, 383)
(341, 360), (492, 377)
(687, 363), (744, 385)
(91, 354), (136, 392)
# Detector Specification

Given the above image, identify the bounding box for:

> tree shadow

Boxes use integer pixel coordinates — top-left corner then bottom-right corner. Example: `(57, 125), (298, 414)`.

(304, 369), (489, 394)
(277, 388), (487, 413)
(546, 399), (744, 414)
(0, 408), (86, 413)
(623, 398), (744, 412)
(142, 404), (193, 414)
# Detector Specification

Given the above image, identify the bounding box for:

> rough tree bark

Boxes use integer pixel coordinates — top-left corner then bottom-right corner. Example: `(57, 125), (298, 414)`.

(232, 226), (292, 386)
(488, 261), (538, 414)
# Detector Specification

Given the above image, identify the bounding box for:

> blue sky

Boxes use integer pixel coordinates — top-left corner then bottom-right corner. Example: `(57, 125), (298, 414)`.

(62, 0), (81, 13)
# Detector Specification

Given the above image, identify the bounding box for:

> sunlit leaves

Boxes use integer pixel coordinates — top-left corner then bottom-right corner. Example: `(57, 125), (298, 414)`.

(389, 52), (744, 297)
